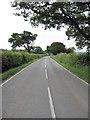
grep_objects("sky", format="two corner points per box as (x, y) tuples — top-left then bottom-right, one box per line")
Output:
(0, 0), (87, 52)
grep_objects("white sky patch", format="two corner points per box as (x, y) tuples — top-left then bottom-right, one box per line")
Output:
(0, 0), (86, 52)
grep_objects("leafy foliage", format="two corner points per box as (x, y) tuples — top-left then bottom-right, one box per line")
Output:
(52, 53), (89, 66)
(11, 1), (90, 50)
(46, 42), (75, 55)
(2, 50), (44, 72)
(33, 46), (44, 54)
(66, 47), (75, 53)
(52, 53), (89, 82)
(8, 31), (37, 53)
(48, 42), (66, 55)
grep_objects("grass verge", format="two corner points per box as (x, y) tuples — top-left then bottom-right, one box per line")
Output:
(1, 59), (38, 82)
(51, 56), (89, 83)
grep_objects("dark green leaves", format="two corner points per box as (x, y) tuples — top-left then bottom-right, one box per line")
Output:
(47, 42), (66, 55)
(8, 31), (37, 53)
(11, 1), (90, 50)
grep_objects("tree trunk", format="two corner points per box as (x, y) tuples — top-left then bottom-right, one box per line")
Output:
(23, 45), (31, 53)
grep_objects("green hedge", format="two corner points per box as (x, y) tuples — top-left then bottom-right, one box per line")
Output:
(2, 50), (44, 72)
(51, 53), (89, 82)
(52, 53), (89, 66)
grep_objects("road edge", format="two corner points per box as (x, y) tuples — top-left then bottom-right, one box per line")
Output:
(51, 58), (89, 85)
(0, 58), (42, 87)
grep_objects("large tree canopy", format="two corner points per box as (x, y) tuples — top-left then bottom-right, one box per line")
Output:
(8, 31), (37, 53)
(47, 42), (66, 55)
(33, 46), (44, 54)
(11, 1), (90, 50)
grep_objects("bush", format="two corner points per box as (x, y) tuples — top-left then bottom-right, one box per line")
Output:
(51, 52), (89, 82)
(77, 53), (89, 66)
(2, 50), (44, 72)
(52, 53), (89, 66)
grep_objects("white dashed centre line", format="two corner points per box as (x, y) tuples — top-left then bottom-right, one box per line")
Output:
(48, 87), (56, 119)
(45, 69), (48, 80)
(45, 62), (56, 119)
(45, 64), (46, 68)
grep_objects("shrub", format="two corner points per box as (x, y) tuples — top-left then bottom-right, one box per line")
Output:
(51, 52), (89, 82)
(53, 53), (89, 66)
(2, 50), (44, 72)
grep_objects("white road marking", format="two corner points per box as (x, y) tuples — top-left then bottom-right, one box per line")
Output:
(60, 64), (89, 85)
(51, 59), (89, 85)
(0, 62), (35, 87)
(48, 87), (56, 119)
(45, 64), (46, 68)
(45, 69), (48, 79)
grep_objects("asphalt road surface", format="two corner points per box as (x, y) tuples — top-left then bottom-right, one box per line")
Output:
(1, 56), (88, 118)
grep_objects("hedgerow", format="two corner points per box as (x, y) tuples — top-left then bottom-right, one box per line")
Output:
(2, 50), (44, 72)
(51, 52), (89, 82)
(52, 53), (89, 66)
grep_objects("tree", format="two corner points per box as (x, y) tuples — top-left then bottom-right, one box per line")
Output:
(11, 1), (90, 50)
(46, 46), (51, 55)
(33, 46), (43, 54)
(48, 42), (66, 55)
(66, 47), (75, 53)
(8, 31), (37, 53)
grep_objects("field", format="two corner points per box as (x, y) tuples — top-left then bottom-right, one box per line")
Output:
(51, 53), (89, 83)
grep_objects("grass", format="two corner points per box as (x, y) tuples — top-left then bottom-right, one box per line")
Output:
(1, 59), (38, 82)
(51, 55), (89, 83)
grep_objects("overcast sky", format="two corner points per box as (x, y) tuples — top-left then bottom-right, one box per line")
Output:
(0, 0), (87, 52)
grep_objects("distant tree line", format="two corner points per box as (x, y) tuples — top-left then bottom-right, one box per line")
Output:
(46, 42), (75, 55)
(8, 31), (75, 55)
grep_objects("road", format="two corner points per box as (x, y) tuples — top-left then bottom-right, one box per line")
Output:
(1, 56), (88, 118)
